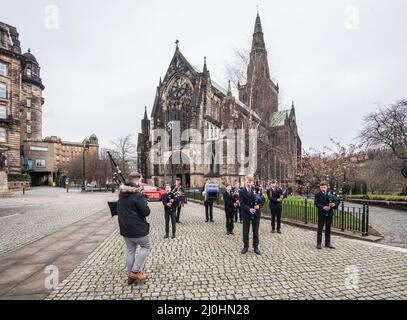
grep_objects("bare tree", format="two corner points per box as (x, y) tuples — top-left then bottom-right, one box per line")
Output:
(299, 139), (360, 193)
(225, 48), (250, 91)
(359, 99), (407, 161)
(357, 150), (405, 194)
(110, 134), (137, 177)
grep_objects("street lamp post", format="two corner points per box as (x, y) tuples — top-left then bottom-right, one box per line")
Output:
(81, 138), (89, 192)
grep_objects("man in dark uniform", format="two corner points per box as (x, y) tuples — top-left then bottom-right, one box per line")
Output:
(202, 178), (214, 222)
(223, 184), (236, 235)
(171, 178), (184, 223)
(239, 175), (263, 255)
(162, 185), (179, 239)
(267, 180), (284, 233)
(314, 181), (341, 249)
(232, 180), (242, 223)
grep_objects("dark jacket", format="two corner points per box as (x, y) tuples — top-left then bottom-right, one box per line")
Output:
(267, 187), (283, 209)
(239, 187), (263, 219)
(223, 191), (235, 214)
(314, 191), (340, 216)
(117, 184), (151, 238)
(162, 192), (179, 214)
(171, 184), (184, 205)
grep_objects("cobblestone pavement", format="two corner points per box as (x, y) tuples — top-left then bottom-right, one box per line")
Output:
(360, 204), (407, 249)
(0, 187), (117, 257)
(47, 202), (407, 300)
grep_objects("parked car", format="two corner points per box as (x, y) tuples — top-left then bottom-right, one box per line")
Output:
(140, 183), (166, 201)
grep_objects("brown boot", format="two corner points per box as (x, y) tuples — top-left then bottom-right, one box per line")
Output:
(128, 272), (148, 282)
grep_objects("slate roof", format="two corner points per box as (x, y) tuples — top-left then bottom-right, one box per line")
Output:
(191, 64), (261, 121)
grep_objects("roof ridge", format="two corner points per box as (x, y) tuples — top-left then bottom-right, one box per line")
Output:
(191, 63), (261, 121)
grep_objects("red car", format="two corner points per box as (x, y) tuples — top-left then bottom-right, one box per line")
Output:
(140, 183), (166, 201)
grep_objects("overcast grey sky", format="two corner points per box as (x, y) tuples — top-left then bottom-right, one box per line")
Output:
(1, 0), (406, 151)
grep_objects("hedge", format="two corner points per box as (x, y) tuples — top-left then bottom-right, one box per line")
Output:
(7, 174), (32, 182)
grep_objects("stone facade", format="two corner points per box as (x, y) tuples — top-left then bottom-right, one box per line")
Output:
(0, 21), (99, 185)
(137, 13), (301, 189)
(23, 134), (99, 185)
(0, 22), (44, 174)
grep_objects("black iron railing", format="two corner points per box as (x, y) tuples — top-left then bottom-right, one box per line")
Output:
(184, 190), (370, 236)
(282, 200), (369, 236)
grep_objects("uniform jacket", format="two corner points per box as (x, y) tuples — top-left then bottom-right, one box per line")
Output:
(162, 192), (179, 215)
(223, 191), (235, 214)
(267, 187), (283, 209)
(314, 191), (340, 216)
(239, 187), (264, 219)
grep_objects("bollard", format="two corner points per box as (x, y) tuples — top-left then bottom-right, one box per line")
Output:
(23, 187), (25, 195)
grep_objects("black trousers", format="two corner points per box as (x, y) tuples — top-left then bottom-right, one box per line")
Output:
(270, 207), (282, 231)
(176, 205), (182, 222)
(205, 201), (213, 221)
(242, 215), (260, 249)
(225, 210), (234, 233)
(317, 213), (333, 245)
(234, 206), (242, 222)
(165, 211), (176, 236)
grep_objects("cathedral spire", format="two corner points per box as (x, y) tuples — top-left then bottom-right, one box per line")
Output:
(144, 106), (148, 120)
(203, 56), (208, 73)
(246, 11), (270, 82)
(251, 11), (266, 51)
(227, 80), (232, 97)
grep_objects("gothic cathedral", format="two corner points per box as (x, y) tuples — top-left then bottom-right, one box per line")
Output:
(137, 13), (301, 189)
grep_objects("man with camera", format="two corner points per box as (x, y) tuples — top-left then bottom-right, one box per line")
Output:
(117, 172), (151, 285)
(162, 185), (179, 239)
(314, 181), (341, 250)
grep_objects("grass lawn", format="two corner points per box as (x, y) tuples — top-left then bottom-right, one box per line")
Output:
(346, 194), (407, 202)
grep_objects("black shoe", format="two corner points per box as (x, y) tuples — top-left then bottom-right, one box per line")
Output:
(164, 235), (169, 239)
(210, 220), (214, 222)
(277, 230), (282, 234)
(254, 248), (261, 255)
(241, 247), (248, 254)
(230, 232), (234, 235)
(226, 231), (230, 235)
(172, 235), (176, 239)
(127, 277), (135, 285)
(316, 244), (322, 249)
(271, 230), (276, 234)
(205, 220), (209, 222)
(325, 244), (335, 249)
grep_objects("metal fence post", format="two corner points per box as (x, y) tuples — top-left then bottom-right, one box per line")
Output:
(341, 200), (345, 232)
(365, 204), (369, 236)
(304, 198), (308, 224)
(361, 204), (366, 236)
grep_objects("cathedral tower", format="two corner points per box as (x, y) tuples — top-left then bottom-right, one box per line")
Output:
(239, 12), (279, 124)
